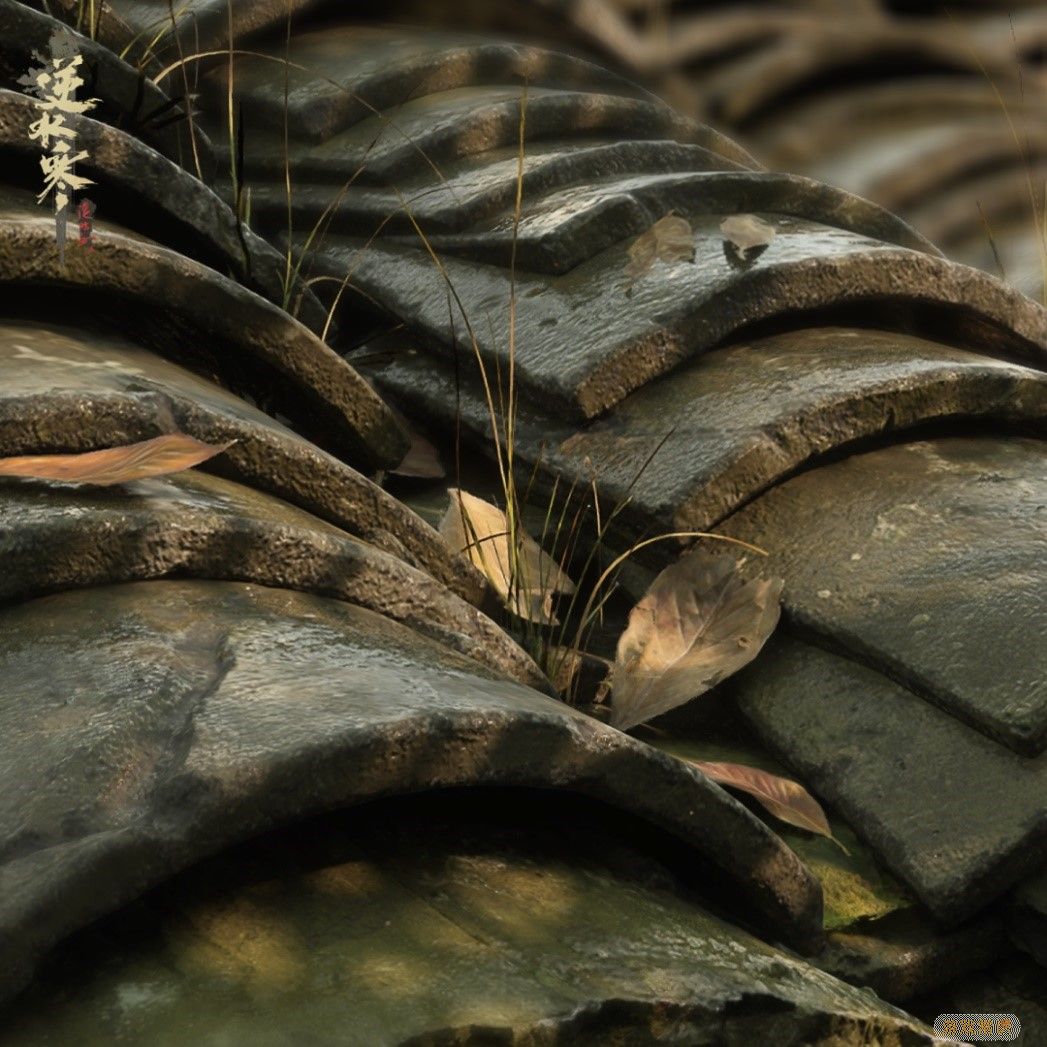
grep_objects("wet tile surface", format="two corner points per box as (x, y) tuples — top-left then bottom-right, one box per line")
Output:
(0, 580), (821, 1005)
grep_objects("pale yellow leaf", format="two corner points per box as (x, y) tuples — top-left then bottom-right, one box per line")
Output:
(609, 549), (782, 730)
(626, 214), (694, 283)
(438, 488), (575, 624)
(720, 214), (776, 252)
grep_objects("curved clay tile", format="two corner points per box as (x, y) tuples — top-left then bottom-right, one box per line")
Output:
(173, 15), (1047, 950)
(0, 467), (545, 686)
(0, 787), (935, 1043)
(0, 579), (822, 1004)
(356, 2), (1046, 301)
(374, 326), (1047, 539)
(0, 89), (326, 329)
(732, 618), (1047, 924)
(0, 318), (479, 600)
(717, 436), (1047, 760)
(0, 186), (407, 469)
(0, 0), (213, 174)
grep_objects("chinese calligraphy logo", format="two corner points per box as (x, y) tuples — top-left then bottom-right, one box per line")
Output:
(17, 28), (100, 264)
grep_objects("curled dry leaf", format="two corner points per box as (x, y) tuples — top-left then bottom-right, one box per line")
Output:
(626, 214), (694, 284)
(687, 759), (847, 853)
(720, 214), (776, 252)
(0, 433), (235, 486)
(609, 548), (783, 731)
(438, 488), (576, 624)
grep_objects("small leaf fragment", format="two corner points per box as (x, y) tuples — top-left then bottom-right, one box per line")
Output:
(688, 759), (846, 851)
(720, 214), (776, 252)
(546, 645), (585, 695)
(390, 429), (444, 479)
(609, 548), (782, 730)
(0, 433), (235, 486)
(626, 214), (694, 283)
(438, 488), (575, 624)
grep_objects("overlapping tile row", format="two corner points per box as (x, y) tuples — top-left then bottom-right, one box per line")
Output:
(0, 760), (935, 1045)
(2, 4), (1043, 1039)
(148, 20), (1047, 416)
(131, 5), (1047, 978)
(0, 10), (335, 333)
(63, 0), (1047, 291)
(0, 579), (832, 1007)
(697, 21), (1047, 302)
(0, 9), (864, 1029)
(0, 0), (213, 174)
(365, 0), (1047, 299)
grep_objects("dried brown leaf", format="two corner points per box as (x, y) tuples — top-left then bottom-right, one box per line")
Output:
(626, 214), (694, 283)
(609, 548), (782, 730)
(688, 759), (846, 851)
(438, 488), (576, 624)
(390, 429), (444, 479)
(0, 433), (235, 486)
(720, 214), (776, 252)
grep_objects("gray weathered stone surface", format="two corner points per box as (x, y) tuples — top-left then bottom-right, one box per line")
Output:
(0, 185), (406, 470)
(0, 793), (933, 1046)
(0, 318), (478, 602)
(911, 956), (1047, 1046)
(0, 580), (823, 1004)
(337, 218), (1047, 421)
(1009, 868), (1047, 968)
(718, 437), (1047, 755)
(0, 0), (213, 173)
(818, 909), (1009, 1003)
(407, 170), (939, 273)
(730, 634), (1047, 924)
(0, 467), (538, 686)
(372, 327), (1047, 542)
